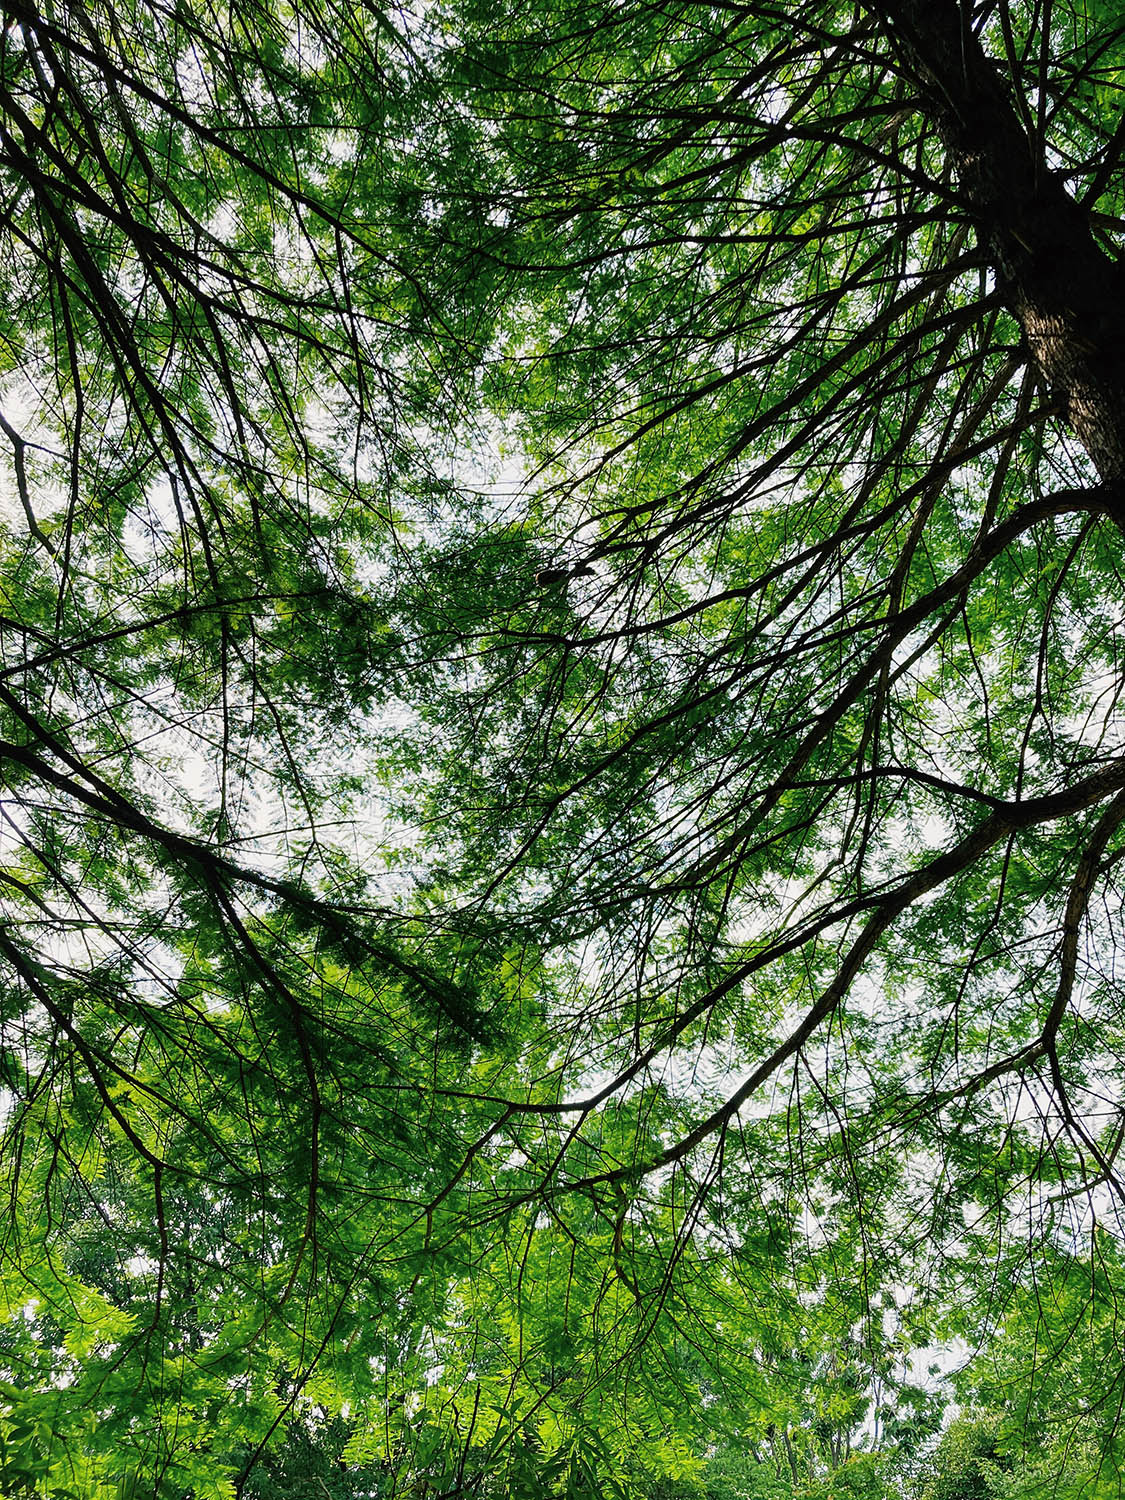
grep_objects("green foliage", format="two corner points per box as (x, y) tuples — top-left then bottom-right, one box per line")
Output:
(0, 0), (1122, 1495)
(919, 1419), (1011, 1500)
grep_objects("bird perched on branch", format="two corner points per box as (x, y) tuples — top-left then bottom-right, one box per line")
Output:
(535, 562), (596, 585)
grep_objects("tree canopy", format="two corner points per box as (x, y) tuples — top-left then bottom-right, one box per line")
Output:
(0, 0), (1124, 1495)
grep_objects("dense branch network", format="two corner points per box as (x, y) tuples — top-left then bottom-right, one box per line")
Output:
(0, 0), (1124, 1495)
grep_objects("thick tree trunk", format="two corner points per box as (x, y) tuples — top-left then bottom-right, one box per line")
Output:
(880, 1), (1125, 495)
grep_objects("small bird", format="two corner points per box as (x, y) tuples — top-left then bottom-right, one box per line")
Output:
(535, 563), (596, 585)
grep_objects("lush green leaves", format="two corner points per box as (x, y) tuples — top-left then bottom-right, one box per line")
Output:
(0, 0), (1124, 1494)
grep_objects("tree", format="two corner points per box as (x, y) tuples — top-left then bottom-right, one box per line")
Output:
(931, 1227), (1125, 1497)
(0, 2), (479, 1491)
(0, 0), (1124, 1494)
(376, 0), (1125, 1480)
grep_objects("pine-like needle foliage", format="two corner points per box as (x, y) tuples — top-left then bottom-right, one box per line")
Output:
(0, 2), (1124, 1496)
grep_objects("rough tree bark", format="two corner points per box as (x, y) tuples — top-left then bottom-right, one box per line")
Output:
(881, 1), (1125, 499)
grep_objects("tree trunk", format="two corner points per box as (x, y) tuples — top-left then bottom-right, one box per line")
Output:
(880, 1), (1125, 499)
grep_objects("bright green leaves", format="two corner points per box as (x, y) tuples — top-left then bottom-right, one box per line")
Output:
(0, 0), (1124, 1494)
(348, 0), (1125, 1493)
